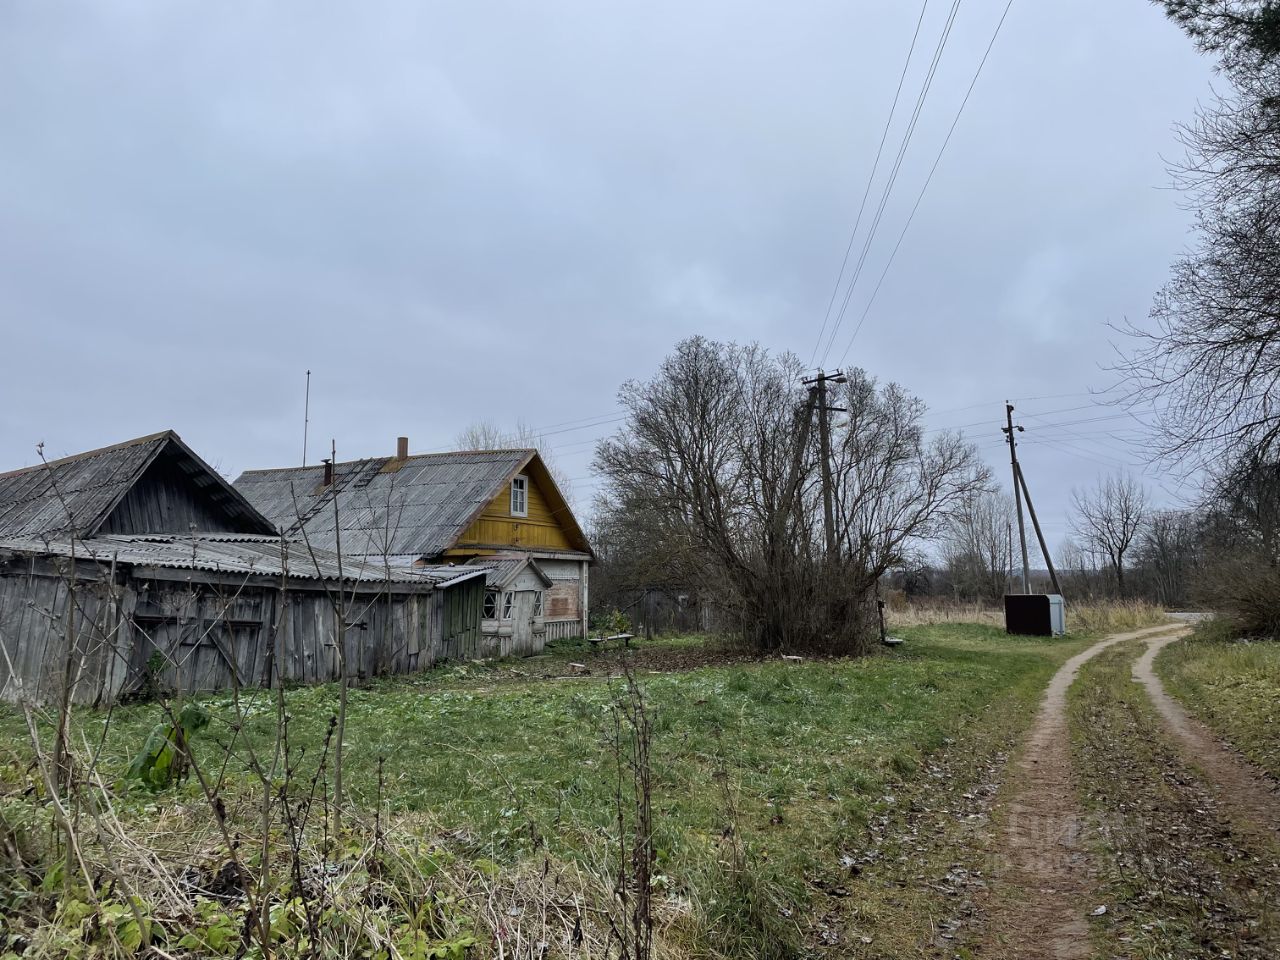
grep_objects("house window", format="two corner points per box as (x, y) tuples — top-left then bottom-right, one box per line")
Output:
(483, 590), (498, 619)
(532, 591), (544, 617)
(502, 591), (515, 619)
(510, 475), (528, 517)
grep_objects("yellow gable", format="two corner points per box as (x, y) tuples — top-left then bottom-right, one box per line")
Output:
(450, 469), (575, 553)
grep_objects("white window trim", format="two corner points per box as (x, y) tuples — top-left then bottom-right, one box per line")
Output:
(510, 474), (529, 518)
(532, 590), (544, 618)
(502, 591), (515, 620)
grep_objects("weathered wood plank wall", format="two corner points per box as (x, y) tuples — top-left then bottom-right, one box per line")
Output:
(0, 557), (484, 706)
(97, 459), (241, 535)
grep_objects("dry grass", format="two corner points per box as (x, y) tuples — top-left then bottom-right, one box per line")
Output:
(1066, 600), (1169, 634)
(888, 601), (1003, 627)
(889, 599), (1168, 635)
(1157, 623), (1280, 780)
(0, 765), (670, 960)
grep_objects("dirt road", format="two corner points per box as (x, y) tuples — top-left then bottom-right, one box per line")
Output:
(1132, 633), (1280, 840)
(980, 624), (1188, 960)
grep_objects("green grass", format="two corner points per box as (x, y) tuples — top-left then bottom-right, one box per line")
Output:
(1156, 622), (1280, 780)
(1068, 640), (1280, 959)
(0, 626), (1092, 958)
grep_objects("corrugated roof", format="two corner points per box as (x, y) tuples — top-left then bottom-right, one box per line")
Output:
(0, 431), (275, 539)
(463, 554), (553, 589)
(0, 534), (486, 588)
(0, 433), (170, 538)
(234, 450), (537, 558)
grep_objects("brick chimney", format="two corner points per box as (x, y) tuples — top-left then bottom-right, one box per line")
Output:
(322, 458), (334, 486)
(396, 436), (409, 459)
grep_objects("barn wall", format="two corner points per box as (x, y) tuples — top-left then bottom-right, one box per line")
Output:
(0, 561), (492, 705)
(99, 457), (243, 535)
(0, 556), (130, 706)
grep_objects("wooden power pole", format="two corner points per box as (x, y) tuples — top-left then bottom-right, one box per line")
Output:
(804, 370), (848, 557)
(1002, 403), (1064, 597)
(1003, 403), (1031, 593)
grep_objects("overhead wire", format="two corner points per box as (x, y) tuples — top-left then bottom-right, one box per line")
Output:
(819, 0), (966, 365)
(809, 0), (932, 368)
(836, 0), (1017, 364)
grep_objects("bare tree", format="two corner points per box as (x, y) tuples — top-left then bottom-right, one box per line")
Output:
(455, 418), (575, 506)
(1070, 473), (1150, 596)
(941, 486), (1015, 601)
(593, 337), (986, 653)
(828, 370), (991, 583)
(1133, 509), (1201, 606)
(1116, 3), (1280, 470)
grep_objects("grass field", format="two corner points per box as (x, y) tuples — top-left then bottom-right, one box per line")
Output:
(0, 624), (1116, 958)
(1155, 622), (1280, 780)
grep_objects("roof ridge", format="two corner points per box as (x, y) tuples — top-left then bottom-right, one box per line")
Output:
(238, 448), (535, 479)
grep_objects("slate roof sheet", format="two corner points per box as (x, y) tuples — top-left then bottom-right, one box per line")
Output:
(463, 554), (552, 589)
(234, 450), (534, 558)
(0, 534), (485, 587)
(0, 433), (170, 538)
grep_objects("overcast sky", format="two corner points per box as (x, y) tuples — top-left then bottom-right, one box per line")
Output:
(0, 1), (1215, 552)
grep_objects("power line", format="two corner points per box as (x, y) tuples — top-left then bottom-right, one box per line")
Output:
(925, 407), (1139, 436)
(924, 388), (1122, 419)
(837, 0), (1017, 364)
(1020, 410), (1142, 459)
(819, 0), (966, 366)
(809, 0), (932, 368)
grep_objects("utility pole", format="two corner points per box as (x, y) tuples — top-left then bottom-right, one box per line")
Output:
(803, 370), (848, 557)
(1003, 403), (1031, 593)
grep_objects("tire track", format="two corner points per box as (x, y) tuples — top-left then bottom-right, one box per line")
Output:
(1132, 634), (1280, 842)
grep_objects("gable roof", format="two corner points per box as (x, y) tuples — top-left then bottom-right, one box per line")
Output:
(234, 448), (591, 559)
(0, 431), (275, 539)
(463, 553), (554, 590)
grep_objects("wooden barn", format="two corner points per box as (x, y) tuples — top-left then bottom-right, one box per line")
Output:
(0, 432), (487, 705)
(235, 439), (593, 651)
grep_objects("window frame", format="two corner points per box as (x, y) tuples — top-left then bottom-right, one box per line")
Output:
(532, 590), (544, 618)
(483, 590), (498, 619)
(510, 474), (529, 518)
(502, 591), (515, 620)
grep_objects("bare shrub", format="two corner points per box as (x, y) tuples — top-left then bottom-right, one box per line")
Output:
(606, 665), (654, 960)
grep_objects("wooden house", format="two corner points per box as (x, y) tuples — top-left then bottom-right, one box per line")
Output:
(0, 432), (487, 705)
(234, 440), (593, 651)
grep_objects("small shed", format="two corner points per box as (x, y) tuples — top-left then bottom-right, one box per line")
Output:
(464, 554), (555, 657)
